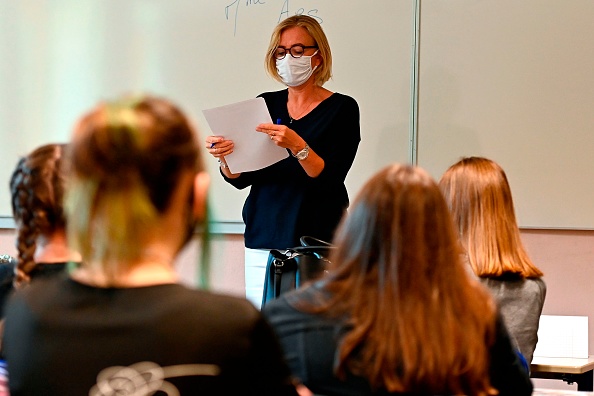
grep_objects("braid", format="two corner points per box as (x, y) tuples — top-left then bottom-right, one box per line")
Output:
(14, 224), (38, 286)
(11, 162), (37, 286)
(9, 144), (66, 287)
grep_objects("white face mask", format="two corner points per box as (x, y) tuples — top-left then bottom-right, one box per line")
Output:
(276, 50), (319, 87)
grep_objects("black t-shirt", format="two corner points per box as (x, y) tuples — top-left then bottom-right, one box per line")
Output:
(224, 89), (361, 249)
(0, 260), (69, 318)
(3, 276), (298, 396)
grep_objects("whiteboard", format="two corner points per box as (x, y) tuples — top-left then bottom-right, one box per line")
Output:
(0, 0), (413, 227)
(417, 0), (594, 229)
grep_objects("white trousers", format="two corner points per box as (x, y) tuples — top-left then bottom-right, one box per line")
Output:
(244, 248), (271, 309)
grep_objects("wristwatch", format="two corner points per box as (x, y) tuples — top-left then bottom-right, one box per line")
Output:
(292, 144), (310, 161)
(217, 158), (229, 169)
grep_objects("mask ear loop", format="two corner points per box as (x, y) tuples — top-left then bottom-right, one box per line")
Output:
(309, 49), (320, 73)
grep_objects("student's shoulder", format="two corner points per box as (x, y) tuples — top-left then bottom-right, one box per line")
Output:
(262, 283), (325, 320)
(501, 276), (546, 295)
(525, 276), (547, 299)
(482, 274), (542, 292)
(3, 275), (65, 317)
(531, 276), (546, 290)
(172, 285), (261, 321)
(14, 274), (66, 297)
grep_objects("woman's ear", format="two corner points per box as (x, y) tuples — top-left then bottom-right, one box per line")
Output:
(313, 52), (322, 68)
(192, 171), (210, 221)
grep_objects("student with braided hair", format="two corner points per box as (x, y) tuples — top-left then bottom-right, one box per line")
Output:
(10, 143), (80, 283)
(0, 144), (81, 316)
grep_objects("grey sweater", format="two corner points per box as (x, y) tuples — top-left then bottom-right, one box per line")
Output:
(480, 276), (547, 364)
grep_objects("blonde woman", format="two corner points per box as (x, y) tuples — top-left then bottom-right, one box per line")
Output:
(2, 96), (300, 396)
(264, 164), (532, 395)
(206, 15), (360, 307)
(439, 156), (546, 364)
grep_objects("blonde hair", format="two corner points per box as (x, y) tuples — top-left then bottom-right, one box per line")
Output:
(265, 15), (332, 86)
(439, 157), (543, 278)
(304, 164), (498, 395)
(65, 96), (203, 282)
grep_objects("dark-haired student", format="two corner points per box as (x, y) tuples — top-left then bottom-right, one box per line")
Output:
(0, 143), (80, 318)
(264, 163), (532, 396)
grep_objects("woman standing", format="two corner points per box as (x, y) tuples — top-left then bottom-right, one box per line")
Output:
(263, 164), (532, 395)
(206, 15), (360, 307)
(2, 96), (301, 396)
(439, 156), (546, 365)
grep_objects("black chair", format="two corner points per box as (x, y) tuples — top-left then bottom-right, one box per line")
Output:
(0, 255), (16, 317)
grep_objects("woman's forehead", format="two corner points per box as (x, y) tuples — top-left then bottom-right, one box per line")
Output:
(279, 26), (314, 45)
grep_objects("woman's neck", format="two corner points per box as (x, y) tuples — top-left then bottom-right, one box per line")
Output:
(287, 82), (329, 105)
(71, 243), (179, 288)
(71, 261), (178, 288)
(34, 231), (81, 264)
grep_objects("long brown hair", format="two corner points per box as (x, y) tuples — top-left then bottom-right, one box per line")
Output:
(439, 157), (543, 278)
(313, 164), (497, 395)
(10, 143), (67, 286)
(65, 95), (205, 283)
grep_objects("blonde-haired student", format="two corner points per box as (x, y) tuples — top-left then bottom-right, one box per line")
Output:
(439, 156), (546, 365)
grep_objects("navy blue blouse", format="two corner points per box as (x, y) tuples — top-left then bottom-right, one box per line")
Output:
(223, 89), (360, 249)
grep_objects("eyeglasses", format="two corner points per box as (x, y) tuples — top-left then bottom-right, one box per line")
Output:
(274, 45), (318, 60)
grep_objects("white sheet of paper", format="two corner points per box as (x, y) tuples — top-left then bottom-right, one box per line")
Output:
(533, 315), (589, 358)
(202, 97), (289, 173)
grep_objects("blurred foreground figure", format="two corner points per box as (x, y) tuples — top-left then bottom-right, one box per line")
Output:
(3, 96), (300, 396)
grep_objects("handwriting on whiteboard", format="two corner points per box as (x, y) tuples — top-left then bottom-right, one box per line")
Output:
(225, 0), (324, 36)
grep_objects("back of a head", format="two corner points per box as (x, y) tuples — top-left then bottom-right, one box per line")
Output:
(439, 156), (543, 278)
(331, 164), (464, 289)
(65, 95), (204, 280)
(10, 143), (67, 285)
(326, 163), (497, 395)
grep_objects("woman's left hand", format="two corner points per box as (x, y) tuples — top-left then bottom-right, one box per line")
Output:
(256, 123), (305, 155)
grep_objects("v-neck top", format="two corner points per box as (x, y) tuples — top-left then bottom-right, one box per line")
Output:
(223, 89), (360, 249)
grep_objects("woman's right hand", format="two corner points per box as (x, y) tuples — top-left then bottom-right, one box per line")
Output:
(205, 136), (234, 158)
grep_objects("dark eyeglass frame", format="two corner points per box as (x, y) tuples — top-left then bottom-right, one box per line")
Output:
(274, 45), (318, 60)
